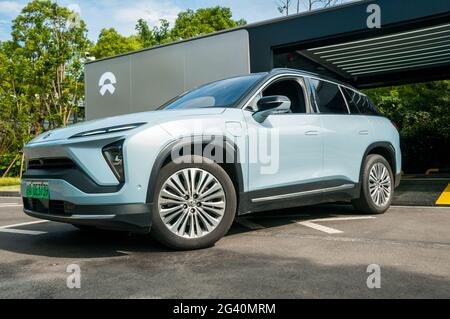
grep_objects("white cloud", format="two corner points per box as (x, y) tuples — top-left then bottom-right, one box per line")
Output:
(116, 0), (180, 26)
(0, 1), (22, 13)
(66, 3), (81, 14)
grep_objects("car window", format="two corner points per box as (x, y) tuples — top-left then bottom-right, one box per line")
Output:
(262, 79), (307, 114)
(310, 79), (348, 114)
(341, 87), (379, 115)
(341, 87), (362, 114)
(162, 74), (265, 110)
(246, 78), (308, 114)
(359, 96), (380, 115)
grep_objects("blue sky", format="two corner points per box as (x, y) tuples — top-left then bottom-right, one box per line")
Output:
(0, 0), (306, 41)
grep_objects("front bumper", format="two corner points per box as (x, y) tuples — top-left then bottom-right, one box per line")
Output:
(23, 198), (152, 233)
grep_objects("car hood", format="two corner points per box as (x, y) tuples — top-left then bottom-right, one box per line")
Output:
(28, 108), (226, 144)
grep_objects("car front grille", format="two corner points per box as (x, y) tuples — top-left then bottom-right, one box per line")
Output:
(23, 198), (68, 215)
(27, 158), (75, 170)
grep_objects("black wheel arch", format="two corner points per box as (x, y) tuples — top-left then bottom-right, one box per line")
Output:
(145, 136), (245, 210)
(359, 142), (397, 185)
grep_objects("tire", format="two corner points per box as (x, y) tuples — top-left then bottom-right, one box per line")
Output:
(352, 154), (394, 214)
(150, 155), (237, 250)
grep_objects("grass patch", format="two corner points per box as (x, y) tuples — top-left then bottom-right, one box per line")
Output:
(0, 185), (20, 192)
(0, 177), (20, 186)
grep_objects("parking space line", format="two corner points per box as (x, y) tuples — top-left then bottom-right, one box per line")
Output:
(436, 183), (450, 205)
(294, 221), (344, 234)
(310, 216), (376, 222)
(0, 229), (46, 235)
(0, 204), (23, 208)
(248, 214), (311, 219)
(0, 220), (48, 229)
(236, 218), (265, 230)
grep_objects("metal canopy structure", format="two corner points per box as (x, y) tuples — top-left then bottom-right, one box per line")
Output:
(302, 23), (450, 86)
(248, 0), (450, 88)
(85, 0), (450, 119)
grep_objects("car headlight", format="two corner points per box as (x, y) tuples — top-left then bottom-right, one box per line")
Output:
(70, 123), (146, 139)
(102, 140), (125, 182)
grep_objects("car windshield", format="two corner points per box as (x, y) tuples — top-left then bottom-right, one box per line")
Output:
(162, 74), (266, 110)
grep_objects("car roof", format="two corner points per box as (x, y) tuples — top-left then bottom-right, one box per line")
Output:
(268, 68), (360, 93)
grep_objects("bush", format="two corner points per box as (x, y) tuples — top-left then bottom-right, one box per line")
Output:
(365, 80), (450, 174)
(0, 153), (22, 177)
(0, 177), (20, 186)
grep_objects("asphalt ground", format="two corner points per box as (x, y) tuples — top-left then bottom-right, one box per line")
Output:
(0, 197), (449, 299)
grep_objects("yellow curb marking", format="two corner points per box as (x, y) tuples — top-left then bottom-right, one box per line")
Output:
(436, 183), (450, 205)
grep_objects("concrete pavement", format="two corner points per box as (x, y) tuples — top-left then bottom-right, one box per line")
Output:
(0, 197), (449, 299)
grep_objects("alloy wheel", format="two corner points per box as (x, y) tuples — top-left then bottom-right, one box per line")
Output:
(158, 168), (226, 239)
(368, 162), (392, 207)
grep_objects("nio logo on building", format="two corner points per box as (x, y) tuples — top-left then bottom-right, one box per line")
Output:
(99, 72), (117, 96)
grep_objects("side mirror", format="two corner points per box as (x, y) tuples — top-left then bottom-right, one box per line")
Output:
(253, 95), (291, 123)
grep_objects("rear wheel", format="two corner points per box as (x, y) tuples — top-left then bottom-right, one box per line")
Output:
(151, 156), (237, 250)
(352, 154), (394, 214)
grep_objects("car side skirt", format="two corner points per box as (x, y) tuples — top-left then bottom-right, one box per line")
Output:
(239, 179), (360, 214)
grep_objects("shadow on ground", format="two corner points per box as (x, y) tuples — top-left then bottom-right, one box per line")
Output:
(0, 204), (360, 259)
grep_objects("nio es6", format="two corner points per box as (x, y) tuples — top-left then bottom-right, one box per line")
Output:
(22, 69), (401, 250)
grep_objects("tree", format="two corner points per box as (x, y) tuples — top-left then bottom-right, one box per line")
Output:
(171, 7), (246, 40)
(9, 0), (90, 129)
(365, 81), (450, 172)
(0, 0), (90, 176)
(136, 18), (156, 47)
(153, 19), (173, 44)
(278, 0), (345, 15)
(277, 0), (293, 15)
(91, 28), (142, 59)
(135, 6), (246, 48)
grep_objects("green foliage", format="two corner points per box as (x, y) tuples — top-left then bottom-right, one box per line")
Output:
(99, 6), (246, 58)
(365, 81), (450, 172)
(0, 177), (21, 186)
(365, 81), (450, 138)
(134, 6), (246, 52)
(91, 28), (143, 59)
(0, 0), (90, 175)
(171, 7), (246, 40)
(0, 153), (22, 177)
(9, 0), (90, 129)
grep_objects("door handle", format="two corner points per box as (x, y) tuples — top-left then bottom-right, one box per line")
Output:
(305, 131), (319, 136)
(359, 130), (369, 135)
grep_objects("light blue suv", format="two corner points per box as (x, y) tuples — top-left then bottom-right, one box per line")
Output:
(22, 69), (401, 250)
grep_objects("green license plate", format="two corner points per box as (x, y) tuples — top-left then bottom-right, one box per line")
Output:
(25, 182), (50, 199)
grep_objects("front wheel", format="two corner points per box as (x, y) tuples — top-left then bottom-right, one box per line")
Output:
(151, 156), (237, 250)
(352, 154), (394, 214)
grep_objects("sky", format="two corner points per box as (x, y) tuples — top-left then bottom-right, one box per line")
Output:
(0, 0), (307, 41)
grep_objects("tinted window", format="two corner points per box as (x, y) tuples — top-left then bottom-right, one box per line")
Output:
(342, 87), (379, 115)
(341, 87), (362, 114)
(310, 79), (348, 114)
(163, 74), (264, 110)
(262, 79), (307, 114)
(360, 96), (380, 115)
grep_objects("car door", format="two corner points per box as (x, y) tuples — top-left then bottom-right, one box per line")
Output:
(308, 78), (371, 184)
(243, 75), (325, 199)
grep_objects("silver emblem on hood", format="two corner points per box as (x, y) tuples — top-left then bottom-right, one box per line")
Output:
(42, 132), (52, 140)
